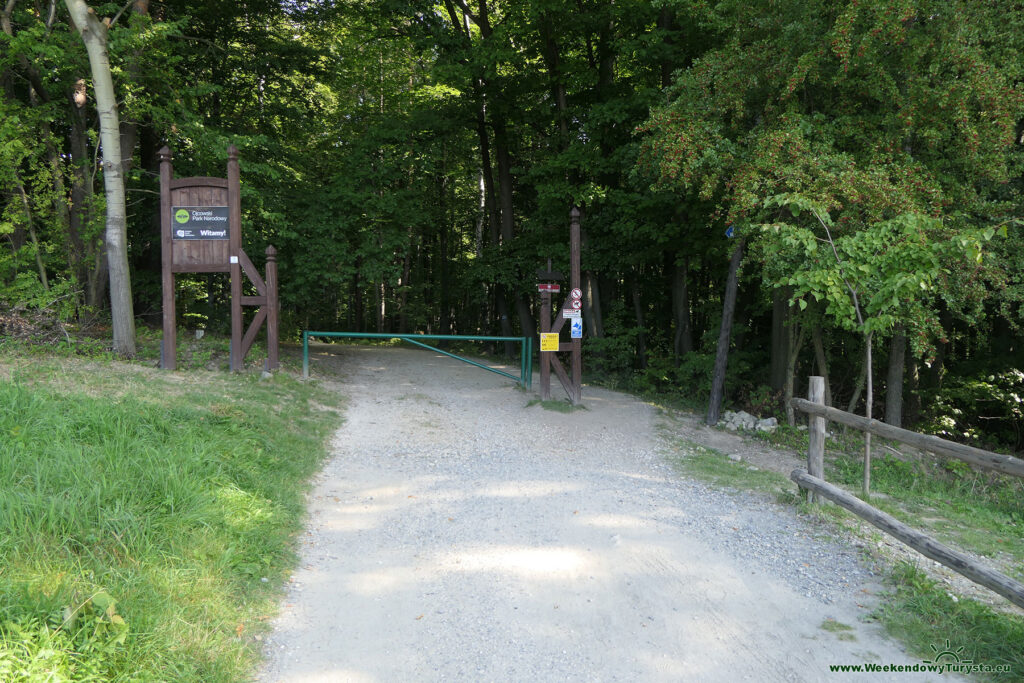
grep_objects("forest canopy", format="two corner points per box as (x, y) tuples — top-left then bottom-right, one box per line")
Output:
(2, 0), (1023, 448)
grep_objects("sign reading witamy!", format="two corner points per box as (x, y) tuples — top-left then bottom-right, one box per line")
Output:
(171, 206), (230, 239)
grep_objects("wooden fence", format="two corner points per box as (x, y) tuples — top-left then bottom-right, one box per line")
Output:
(790, 376), (1024, 610)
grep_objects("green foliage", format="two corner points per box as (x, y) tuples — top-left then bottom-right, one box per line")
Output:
(0, 274), (77, 320)
(920, 370), (1024, 450)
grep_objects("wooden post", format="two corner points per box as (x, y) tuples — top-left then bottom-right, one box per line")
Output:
(791, 469), (1024, 610)
(159, 146), (175, 370)
(807, 376), (825, 503)
(266, 245), (279, 371)
(227, 145), (243, 371)
(570, 207), (582, 405)
(540, 289), (552, 400)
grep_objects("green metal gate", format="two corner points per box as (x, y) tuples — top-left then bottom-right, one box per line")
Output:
(302, 331), (533, 388)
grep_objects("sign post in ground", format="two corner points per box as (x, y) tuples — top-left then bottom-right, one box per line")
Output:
(537, 207), (583, 404)
(159, 146), (279, 372)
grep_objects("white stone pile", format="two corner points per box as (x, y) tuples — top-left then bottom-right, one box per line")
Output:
(721, 410), (778, 433)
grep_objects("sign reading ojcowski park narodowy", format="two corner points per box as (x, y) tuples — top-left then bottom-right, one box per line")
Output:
(171, 206), (229, 239)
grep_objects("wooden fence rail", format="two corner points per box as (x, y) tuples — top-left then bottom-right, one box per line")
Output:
(790, 397), (1024, 479)
(790, 469), (1024, 610)
(790, 376), (1024, 610)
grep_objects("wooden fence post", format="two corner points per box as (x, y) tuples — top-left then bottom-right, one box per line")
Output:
(266, 245), (279, 371)
(807, 376), (826, 503)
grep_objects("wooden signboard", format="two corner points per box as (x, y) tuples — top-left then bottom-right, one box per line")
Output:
(159, 146), (278, 372)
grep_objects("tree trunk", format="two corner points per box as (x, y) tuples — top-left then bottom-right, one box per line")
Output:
(783, 321), (806, 426)
(583, 270), (603, 338)
(399, 230), (412, 333)
(847, 340), (868, 414)
(864, 332), (874, 496)
(810, 324), (833, 407)
(928, 304), (953, 388)
(67, 79), (104, 306)
(65, 0), (135, 356)
(906, 356), (922, 426)
(706, 238), (745, 425)
(658, 7), (676, 89)
(885, 328), (907, 427)
(14, 183), (49, 290)
(769, 287), (792, 391)
(352, 257), (363, 332)
(631, 270), (647, 370)
(672, 256), (692, 363)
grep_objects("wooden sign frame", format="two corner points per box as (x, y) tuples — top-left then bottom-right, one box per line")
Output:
(159, 145), (278, 372)
(538, 207), (583, 404)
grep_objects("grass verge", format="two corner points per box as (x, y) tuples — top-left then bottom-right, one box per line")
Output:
(0, 347), (343, 681)
(669, 439), (792, 496)
(667, 431), (1024, 680)
(879, 563), (1024, 681)
(525, 398), (587, 413)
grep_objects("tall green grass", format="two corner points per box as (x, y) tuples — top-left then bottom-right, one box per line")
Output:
(0, 360), (342, 681)
(880, 563), (1024, 682)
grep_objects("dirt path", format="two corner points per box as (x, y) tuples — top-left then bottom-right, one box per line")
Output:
(259, 346), (950, 682)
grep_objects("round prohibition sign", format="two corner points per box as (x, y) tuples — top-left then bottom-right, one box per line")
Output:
(570, 299), (582, 310)
(570, 288), (583, 300)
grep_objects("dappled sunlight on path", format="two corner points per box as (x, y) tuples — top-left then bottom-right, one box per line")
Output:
(260, 346), (939, 682)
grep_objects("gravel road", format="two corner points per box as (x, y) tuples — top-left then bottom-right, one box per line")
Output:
(259, 345), (951, 682)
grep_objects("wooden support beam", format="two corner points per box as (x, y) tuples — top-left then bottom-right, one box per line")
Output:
(238, 248), (267, 296)
(241, 307), (268, 359)
(791, 398), (1024, 479)
(550, 353), (572, 400)
(791, 469), (1024, 610)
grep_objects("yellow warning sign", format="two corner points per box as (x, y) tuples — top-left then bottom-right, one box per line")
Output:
(540, 333), (559, 352)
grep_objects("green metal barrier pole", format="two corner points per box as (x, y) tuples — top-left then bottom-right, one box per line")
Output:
(401, 336), (521, 382)
(526, 336), (533, 389)
(302, 331), (310, 379)
(520, 338), (526, 386)
(301, 331), (530, 384)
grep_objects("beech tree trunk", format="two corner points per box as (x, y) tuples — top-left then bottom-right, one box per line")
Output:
(631, 270), (647, 369)
(885, 328), (907, 427)
(65, 0), (135, 356)
(583, 270), (603, 338)
(783, 322), (806, 426)
(769, 287), (792, 391)
(706, 238), (745, 425)
(672, 257), (692, 362)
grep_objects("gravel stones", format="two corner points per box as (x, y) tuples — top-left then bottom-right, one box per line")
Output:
(259, 346), (938, 682)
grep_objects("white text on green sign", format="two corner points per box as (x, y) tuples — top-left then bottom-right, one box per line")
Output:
(171, 206), (230, 240)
